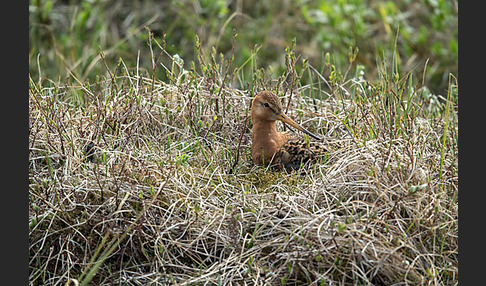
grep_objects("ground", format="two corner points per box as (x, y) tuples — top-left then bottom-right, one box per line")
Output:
(29, 46), (458, 284)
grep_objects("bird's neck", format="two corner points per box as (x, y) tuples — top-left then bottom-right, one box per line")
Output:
(252, 120), (289, 149)
(251, 120), (291, 166)
(253, 120), (277, 140)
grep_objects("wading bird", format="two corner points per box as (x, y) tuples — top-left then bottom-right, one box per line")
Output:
(250, 91), (327, 171)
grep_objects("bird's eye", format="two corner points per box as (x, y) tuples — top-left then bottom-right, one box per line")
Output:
(263, 103), (269, 108)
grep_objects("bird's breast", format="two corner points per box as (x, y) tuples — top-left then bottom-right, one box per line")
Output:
(251, 136), (282, 165)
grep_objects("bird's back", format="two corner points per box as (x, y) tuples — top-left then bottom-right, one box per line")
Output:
(277, 136), (328, 171)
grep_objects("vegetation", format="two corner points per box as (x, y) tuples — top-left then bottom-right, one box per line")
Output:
(29, 0), (457, 93)
(29, 0), (458, 285)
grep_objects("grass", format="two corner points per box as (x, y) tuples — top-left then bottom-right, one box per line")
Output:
(29, 0), (457, 94)
(29, 32), (458, 285)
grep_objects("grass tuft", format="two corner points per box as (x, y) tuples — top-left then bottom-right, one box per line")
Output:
(29, 37), (457, 285)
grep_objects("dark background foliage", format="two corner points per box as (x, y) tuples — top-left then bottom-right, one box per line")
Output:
(29, 0), (457, 94)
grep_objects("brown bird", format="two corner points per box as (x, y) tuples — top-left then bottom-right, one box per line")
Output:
(250, 91), (327, 171)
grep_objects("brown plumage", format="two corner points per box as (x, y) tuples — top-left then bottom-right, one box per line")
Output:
(250, 91), (327, 171)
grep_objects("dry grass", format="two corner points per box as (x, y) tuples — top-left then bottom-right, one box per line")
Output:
(29, 49), (457, 285)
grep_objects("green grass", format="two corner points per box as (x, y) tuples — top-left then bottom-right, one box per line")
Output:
(29, 0), (457, 93)
(29, 27), (457, 285)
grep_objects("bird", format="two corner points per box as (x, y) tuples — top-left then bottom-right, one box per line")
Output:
(250, 91), (327, 171)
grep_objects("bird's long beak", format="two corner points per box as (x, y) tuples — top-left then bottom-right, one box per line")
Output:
(278, 113), (322, 141)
